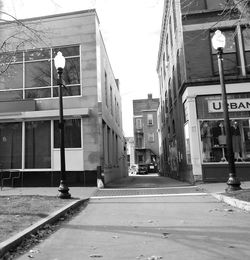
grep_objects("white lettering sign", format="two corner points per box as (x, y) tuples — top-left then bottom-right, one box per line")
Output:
(208, 98), (250, 112)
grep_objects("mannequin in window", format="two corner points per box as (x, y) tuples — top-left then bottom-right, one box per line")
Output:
(218, 122), (227, 161)
(231, 121), (243, 161)
(201, 121), (211, 162)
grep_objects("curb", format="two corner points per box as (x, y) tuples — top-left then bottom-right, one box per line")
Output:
(211, 193), (250, 212)
(0, 198), (88, 258)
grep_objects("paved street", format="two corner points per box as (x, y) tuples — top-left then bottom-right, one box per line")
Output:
(15, 175), (250, 260)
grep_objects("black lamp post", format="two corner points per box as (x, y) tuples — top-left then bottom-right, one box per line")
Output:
(54, 51), (71, 199)
(212, 30), (241, 192)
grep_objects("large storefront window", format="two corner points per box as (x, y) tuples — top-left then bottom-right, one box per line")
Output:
(0, 45), (80, 100)
(25, 121), (51, 168)
(200, 119), (250, 163)
(0, 122), (22, 168)
(54, 119), (81, 148)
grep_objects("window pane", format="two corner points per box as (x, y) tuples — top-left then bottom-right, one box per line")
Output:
(0, 63), (23, 90)
(53, 46), (79, 57)
(25, 48), (50, 61)
(0, 52), (22, 63)
(206, 0), (232, 10)
(25, 121), (51, 168)
(53, 57), (80, 86)
(25, 88), (51, 99)
(53, 85), (80, 97)
(0, 90), (23, 101)
(211, 30), (236, 54)
(212, 53), (237, 75)
(0, 122), (22, 168)
(54, 119), (81, 148)
(25, 60), (51, 88)
(200, 119), (250, 163)
(242, 27), (250, 51)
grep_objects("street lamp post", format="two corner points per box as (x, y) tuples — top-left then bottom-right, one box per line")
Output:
(54, 51), (71, 199)
(212, 30), (241, 192)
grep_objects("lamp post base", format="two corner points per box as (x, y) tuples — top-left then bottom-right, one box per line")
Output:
(58, 180), (71, 199)
(225, 173), (241, 193)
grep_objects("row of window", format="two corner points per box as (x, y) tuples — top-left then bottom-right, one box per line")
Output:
(135, 133), (155, 148)
(104, 71), (120, 125)
(102, 122), (119, 167)
(0, 119), (81, 169)
(135, 114), (154, 130)
(0, 46), (80, 100)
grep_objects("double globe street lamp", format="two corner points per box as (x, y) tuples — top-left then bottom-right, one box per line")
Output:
(211, 30), (241, 192)
(54, 51), (71, 199)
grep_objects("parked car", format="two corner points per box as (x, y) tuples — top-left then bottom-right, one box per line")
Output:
(147, 163), (158, 173)
(137, 163), (148, 175)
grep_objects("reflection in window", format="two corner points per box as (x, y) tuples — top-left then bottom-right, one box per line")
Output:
(0, 45), (80, 101)
(25, 88), (51, 99)
(200, 119), (250, 163)
(242, 27), (250, 73)
(25, 121), (51, 168)
(25, 48), (50, 61)
(53, 58), (80, 86)
(25, 61), (51, 88)
(0, 122), (22, 168)
(206, 0), (233, 10)
(54, 119), (81, 148)
(211, 30), (238, 75)
(53, 85), (80, 97)
(0, 63), (23, 90)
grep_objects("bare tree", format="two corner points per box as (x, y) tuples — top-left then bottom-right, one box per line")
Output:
(0, 0), (48, 75)
(232, 0), (250, 19)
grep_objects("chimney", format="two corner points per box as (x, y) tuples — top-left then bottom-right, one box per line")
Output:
(148, 93), (152, 99)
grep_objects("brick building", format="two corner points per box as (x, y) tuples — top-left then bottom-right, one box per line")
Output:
(157, 0), (250, 183)
(0, 10), (127, 187)
(133, 94), (159, 169)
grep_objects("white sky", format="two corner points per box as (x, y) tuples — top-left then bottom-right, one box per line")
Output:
(2, 0), (164, 137)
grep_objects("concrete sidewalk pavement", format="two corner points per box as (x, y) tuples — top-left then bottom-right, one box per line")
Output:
(13, 179), (250, 260)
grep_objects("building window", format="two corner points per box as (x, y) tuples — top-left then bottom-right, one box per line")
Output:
(138, 155), (143, 163)
(211, 30), (238, 75)
(147, 114), (153, 125)
(25, 121), (51, 168)
(104, 71), (108, 106)
(242, 27), (250, 73)
(0, 122), (22, 168)
(135, 118), (142, 129)
(148, 133), (155, 142)
(110, 85), (113, 115)
(206, 0), (233, 10)
(184, 123), (191, 164)
(54, 119), (81, 148)
(0, 45), (80, 101)
(199, 119), (250, 163)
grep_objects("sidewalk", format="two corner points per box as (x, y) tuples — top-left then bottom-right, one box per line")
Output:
(197, 181), (250, 211)
(12, 177), (250, 260)
(1, 177), (250, 259)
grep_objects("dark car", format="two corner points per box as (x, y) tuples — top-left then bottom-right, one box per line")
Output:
(147, 163), (158, 173)
(137, 164), (148, 175)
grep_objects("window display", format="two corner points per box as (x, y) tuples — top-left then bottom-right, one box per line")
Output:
(200, 119), (250, 163)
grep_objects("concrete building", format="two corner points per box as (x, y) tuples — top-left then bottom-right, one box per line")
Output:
(0, 10), (127, 187)
(133, 94), (159, 168)
(157, 0), (250, 183)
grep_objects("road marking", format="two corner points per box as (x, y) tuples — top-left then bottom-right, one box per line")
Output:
(102, 186), (198, 191)
(90, 192), (208, 200)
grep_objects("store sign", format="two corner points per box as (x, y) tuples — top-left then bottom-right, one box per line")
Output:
(208, 98), (250, 112)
